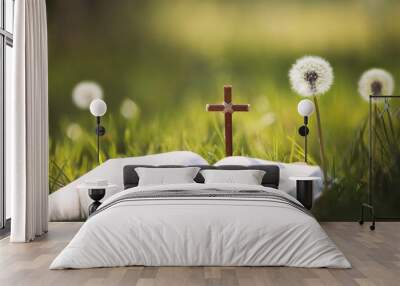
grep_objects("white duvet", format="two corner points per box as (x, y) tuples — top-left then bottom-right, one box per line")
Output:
(49, 152), (325, 222)
(50, 183), (350, 269)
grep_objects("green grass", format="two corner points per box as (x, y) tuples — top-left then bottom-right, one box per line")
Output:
(48, 0), (400, 220)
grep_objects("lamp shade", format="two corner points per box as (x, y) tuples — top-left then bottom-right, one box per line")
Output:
(89, 99), (107, 117)
(297, 99), (315, 117)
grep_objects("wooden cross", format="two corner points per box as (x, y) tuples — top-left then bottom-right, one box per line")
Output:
(206, 85), (250, 156)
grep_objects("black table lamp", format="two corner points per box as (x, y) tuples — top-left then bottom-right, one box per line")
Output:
(89, 99), (107, 164)
(297, 99), (315, 163)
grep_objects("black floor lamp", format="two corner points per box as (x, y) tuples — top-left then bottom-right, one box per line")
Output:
(359, 94), (400, 231)
(297, 99), (315, 163)
(89, 99), (107, 164)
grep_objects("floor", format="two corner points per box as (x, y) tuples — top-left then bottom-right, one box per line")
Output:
(0, 222), (399, 286)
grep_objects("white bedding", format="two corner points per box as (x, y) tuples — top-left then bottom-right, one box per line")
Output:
(215, 156), (324, 201)
(49, 151), (209, 221)
(50, 183), (350, 269)
(49, 152), (325, 222)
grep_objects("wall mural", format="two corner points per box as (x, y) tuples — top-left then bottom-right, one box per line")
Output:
(47, 0), (400, 220)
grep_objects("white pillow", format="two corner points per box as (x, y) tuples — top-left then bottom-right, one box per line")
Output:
(135, 167), (201, 186)
(200, 169), (265, 185)
(214, 156), (324, 200)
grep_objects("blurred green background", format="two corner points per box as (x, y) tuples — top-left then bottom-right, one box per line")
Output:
(46, 0), (400, 220)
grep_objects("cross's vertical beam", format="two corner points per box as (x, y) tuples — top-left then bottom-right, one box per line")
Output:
(224, 85), (233, 156)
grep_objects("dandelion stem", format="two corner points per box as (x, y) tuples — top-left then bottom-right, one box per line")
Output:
(386, 108), (395, 139)
(313, 95), (328, 186)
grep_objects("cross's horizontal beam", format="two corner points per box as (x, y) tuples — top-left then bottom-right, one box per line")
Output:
(206, 104), (250, 113)
(233, 104), (250, 112)
(206, 104), (225, 112)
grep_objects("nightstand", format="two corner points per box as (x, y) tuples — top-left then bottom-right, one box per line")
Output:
(88, 188), (106, 215)
(289, 176), (321, 210)
(78, 182), (117, 216)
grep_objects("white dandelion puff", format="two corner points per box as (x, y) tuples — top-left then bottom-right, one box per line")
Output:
(253, 96), (270, 113)
(72, 81), (103, 109)
(120, 98), (140, 119)
(260, 112), (276, 127)
(358, 68), (394, 101)
(288, 55), (333, 184)
(289, 56), (334, 97)
(66, 123), (83, 141)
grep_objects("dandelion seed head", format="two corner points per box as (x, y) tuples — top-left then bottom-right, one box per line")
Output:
(358, 68), (394, 101)
(72, 81), (103, 109)
(260, 112), (276, 127)
(66, 123), (82, 141)
(120, 98), (140, 119)
(289, 56), (334, 97)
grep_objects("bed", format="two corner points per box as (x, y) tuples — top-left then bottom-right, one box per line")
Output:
(48, 152), (325, 222)
(50, 165), (350, 269)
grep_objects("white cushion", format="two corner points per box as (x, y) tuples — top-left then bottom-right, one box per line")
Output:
(201, 169), (265, 185)
(49, 151), (209, 221)
(214, 156), (324, 201)
(136, 167), (201, 186)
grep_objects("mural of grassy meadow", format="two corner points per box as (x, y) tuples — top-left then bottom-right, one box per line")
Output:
(47, 0), (400, 220)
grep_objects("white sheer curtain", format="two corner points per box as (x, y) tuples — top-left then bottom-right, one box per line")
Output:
(8, 0), (49, 242)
